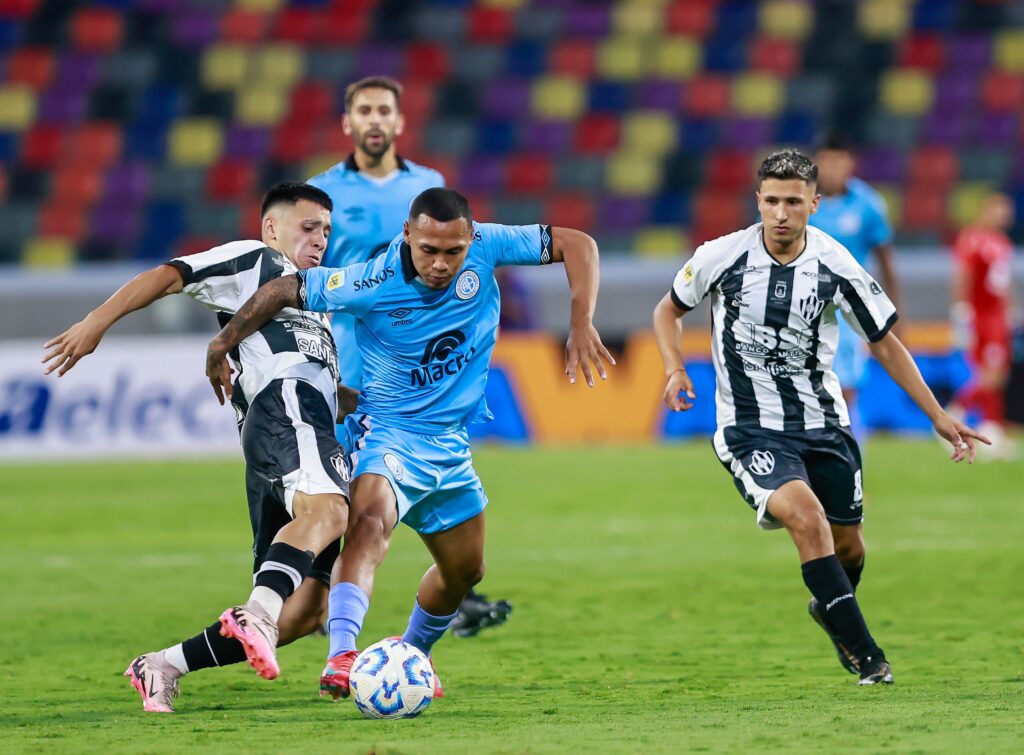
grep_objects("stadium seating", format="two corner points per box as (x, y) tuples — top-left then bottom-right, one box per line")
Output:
(1, 0), (1023, 264)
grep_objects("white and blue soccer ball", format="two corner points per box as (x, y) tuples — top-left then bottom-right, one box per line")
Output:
(350, 638), (434, 719)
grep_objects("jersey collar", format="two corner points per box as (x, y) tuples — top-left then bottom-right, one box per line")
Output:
(400, 241), (417, 281)
(345, 153), (410, 172)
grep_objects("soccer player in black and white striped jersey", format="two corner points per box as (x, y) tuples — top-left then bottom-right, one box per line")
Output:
(652, 150), (990, 686)
(42, 183), (354, 712)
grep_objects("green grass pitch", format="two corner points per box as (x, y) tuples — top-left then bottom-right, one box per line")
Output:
(2, 439), (1021, 753)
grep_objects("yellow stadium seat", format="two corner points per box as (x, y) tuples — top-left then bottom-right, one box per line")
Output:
(481, 0), (527, 8)
(635, 226), (688, 257)
(235, 85), (287, 126)
(531, 75), (586, 120)
(605, 151), (662, 195)
(622, 111), (677, 156)
(201, 45), (248, 91)
(612, 1), (664, 37)
(236, 0), (283, 12)
(653, 36), (701, 79)
(994, 30), (1024, 73)
(597, 37), (647, 80)
(304, 154), (346, 179)
(23, 237), (74, 267)
(251, 45), (304, 89)
(168, 118), (224, 166)
(950, 182), (995, 228)
(731, 72), (784, 116)
(879, 69), (934, 115)
(759, 0), (813, 40)
(873, 185), (902, 229)
(0, 85), (36, 130)
(858, 0), (912, 41)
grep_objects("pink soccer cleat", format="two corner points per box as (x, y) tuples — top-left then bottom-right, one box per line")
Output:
(319, 650), (359, 700)
(123, 654), (180, 713)
(219, 602), (280, 680)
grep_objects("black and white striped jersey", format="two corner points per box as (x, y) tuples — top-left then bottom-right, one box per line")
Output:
(670, 223), (898, 432)
(167, 240), (338, 424)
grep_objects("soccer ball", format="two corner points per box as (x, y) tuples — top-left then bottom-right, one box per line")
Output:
(349, 638), (435, 719)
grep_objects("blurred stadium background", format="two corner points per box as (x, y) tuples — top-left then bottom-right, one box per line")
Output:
(1, 0), (1023, 458)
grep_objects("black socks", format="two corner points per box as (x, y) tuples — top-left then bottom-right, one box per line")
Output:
(802, 555), (881, 663)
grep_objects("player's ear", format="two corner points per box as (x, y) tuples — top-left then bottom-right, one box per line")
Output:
(394, 112), (405, 138)
(262, 213), (277, 242)
(403, 220), (410, 243)
(810, 191), (821, 214)
(341, 113), (352, 136)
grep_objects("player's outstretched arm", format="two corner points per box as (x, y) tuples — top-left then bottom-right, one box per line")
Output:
(206, 274), (302, 404)
(868, 331), (991, 463)
(652, 293), (696, 412)
(548, 227), (616, 387)
(42, 264), (184, 377)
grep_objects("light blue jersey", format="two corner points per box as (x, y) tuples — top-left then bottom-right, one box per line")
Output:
(308, 155), (444, 389)
(298, 222), (554, 533)
(809, 177), (892, 266)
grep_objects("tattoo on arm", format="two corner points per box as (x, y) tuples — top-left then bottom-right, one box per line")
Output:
(218, 275), (301, 350)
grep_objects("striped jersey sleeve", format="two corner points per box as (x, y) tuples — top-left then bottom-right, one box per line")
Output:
(824, 243), (898, 342)
(671, 229), (751, 310)
(167, 240), (273, 314)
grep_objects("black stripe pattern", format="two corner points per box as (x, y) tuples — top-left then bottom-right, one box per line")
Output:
(718, 252), (760, 425)
(763, 264), (804, 431)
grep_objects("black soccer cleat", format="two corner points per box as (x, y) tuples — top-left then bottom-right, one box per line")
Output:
(808, 598), (859, 674)
(451, 590), (512, 638)
(857, 655), (894, 686)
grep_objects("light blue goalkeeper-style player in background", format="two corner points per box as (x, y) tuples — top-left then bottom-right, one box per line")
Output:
(206, 187), (615, 701)
(307, 75), (444, 390)
(811, 133), (902, 435)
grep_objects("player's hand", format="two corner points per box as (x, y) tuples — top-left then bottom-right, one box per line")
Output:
(564, 322), (615, 387)
(933, 411), (991, 464)
(41, 317), (104, 376)
(662, 368), (696, 412)
(205, 338), (234, 405)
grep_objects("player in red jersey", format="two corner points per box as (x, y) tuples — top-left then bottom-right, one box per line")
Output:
(950, 192), (1018, 458)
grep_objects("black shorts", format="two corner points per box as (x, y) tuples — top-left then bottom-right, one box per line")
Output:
(712, 425), (864, 530)
(241, 377), (350, 585)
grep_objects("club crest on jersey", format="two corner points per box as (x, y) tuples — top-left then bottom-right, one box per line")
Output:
(749, 450), (775, 476)
(773, 281), (788, 299)
(455, 270), (480, 300)
(329, 452), (351, 482)
(327, 271), (345, 290)
(799, 293), (826, 321)
(869, 280), (882, 295)
(383, 452), (404, 481)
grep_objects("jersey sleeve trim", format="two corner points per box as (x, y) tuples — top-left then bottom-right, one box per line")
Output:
(870, 311), (899, 343)
(296, 269), (310, 310)
(539, 224), (554, 264)
(837, 276), (895, 342)
(165, 259), (194, 285)
(670, 288), (692, 311)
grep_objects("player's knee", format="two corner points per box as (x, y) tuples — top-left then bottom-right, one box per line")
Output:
(463, 559), (485, 588)
(317, 494), (349, 536)
(346, 509), (390, 549)
(785, 503), (830, 541)
(834, 534), (865, 567)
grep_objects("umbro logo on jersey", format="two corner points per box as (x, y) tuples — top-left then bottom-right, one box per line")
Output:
(388, 308), (413, 319)
(344, 206), (365, 222)
(799, 293), (826, 321)
(749, 450), (775, 476)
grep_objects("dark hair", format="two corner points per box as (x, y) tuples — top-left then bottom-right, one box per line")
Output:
(344, 75), (403, 112)
(409, 188), (473, 225)
(814, 130), (852, 153)
(757, 149), (818, 185)
(260, 182), (333, 217)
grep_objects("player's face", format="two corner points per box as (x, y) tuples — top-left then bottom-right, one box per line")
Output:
(404, 215), (473, 289)
(814, 149), (854, 195)
(757, 178), (819, 247)
(265, 200), (331, 270)
(343, 88), (404, 159)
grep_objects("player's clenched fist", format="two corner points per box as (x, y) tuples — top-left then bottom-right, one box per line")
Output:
(662, 367), (695, 412)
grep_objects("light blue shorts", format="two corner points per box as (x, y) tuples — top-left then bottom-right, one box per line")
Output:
(341, 414), (488, 535)
(833, 318), (867, 391)
(332, 312), (364, 390)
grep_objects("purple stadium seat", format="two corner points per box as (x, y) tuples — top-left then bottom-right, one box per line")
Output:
(170, 10), (218, 49)
(91, 200), (140, 244)
(920, 110), (968, 145)
(933, 71), (978, 111)
(597, 196), (647, 232)
(946, 34), (991, 70)
(105, 161), (150, 200)
(224, 126), (270, 160)
(356, 47), (404, 80)
(482, 78), (529, 119)
(38, 88), (88, 123)
(719, 117), (772, 148)
(458, 155), (504, 193)
(634, 80), (681, 111)
(56, 52), (99, 92)
(564, 4), (610, 38)
(519, 120), (572, 153)
(971, 112), (1018, 147)
(856, 149), (906, 185)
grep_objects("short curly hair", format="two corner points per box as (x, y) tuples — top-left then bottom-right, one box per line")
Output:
(758, 149), (818, 184)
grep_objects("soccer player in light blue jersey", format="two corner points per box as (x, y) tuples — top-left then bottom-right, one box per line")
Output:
(207, 188), (614, 701)
(307, 75), (445, 390)
(810, 133), (902, 432)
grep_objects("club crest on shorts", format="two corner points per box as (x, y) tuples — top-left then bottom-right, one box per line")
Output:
(455, 270), (480, 300)
(383, 452), (405, 481)
(330, 452), (350, 482)
(749, 449), (775, 476)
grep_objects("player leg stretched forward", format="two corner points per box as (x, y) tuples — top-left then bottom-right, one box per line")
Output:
(205, 187), (615, 699)
(652, 150), (990, 686)
(42, 183), (353, 712)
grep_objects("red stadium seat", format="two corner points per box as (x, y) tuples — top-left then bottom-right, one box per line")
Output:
(315, 124), (348, 155)
(64, 122), (121, 168)
(52, 165), (104, 206)
(316, 7), (370, 45)
(901, 187), (947, 231)
(981, 70), (1024, 112)
(405, 44), (451, 85)
(177, 235), (224, 257)
(0, 0), (39, 18)
(898, 35), (945, 72)
(684, 74), (730, 118)
(6, 47), (55, 90)
(39, 201), (87, 239)
(706, 150), (754, 190)
(70, 7), (124, 54)
(550, 40), (597, 78)
(0, 164), (7, 204)
(574, 114), (621, 154)
(21, 124), (63, 169)
(505, 154), (552, 195)
(461, 193), (494, 222)
(289, 83), (334, 122)
(272, 119), (313, 164)
(409, 153), (456, 186)
(206, 160), (256, 201)
(275, 8), (317, 43)
(398, 86), (436, 125)
(692, 190), (744, 244)
(468, 8), (514, 43)
(748, 37), (800, 77)
(220, 10), (269, 44)
(667, 0), (716, 37)
(908, 146), (958, 187)
(548, 194), (596, 230)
